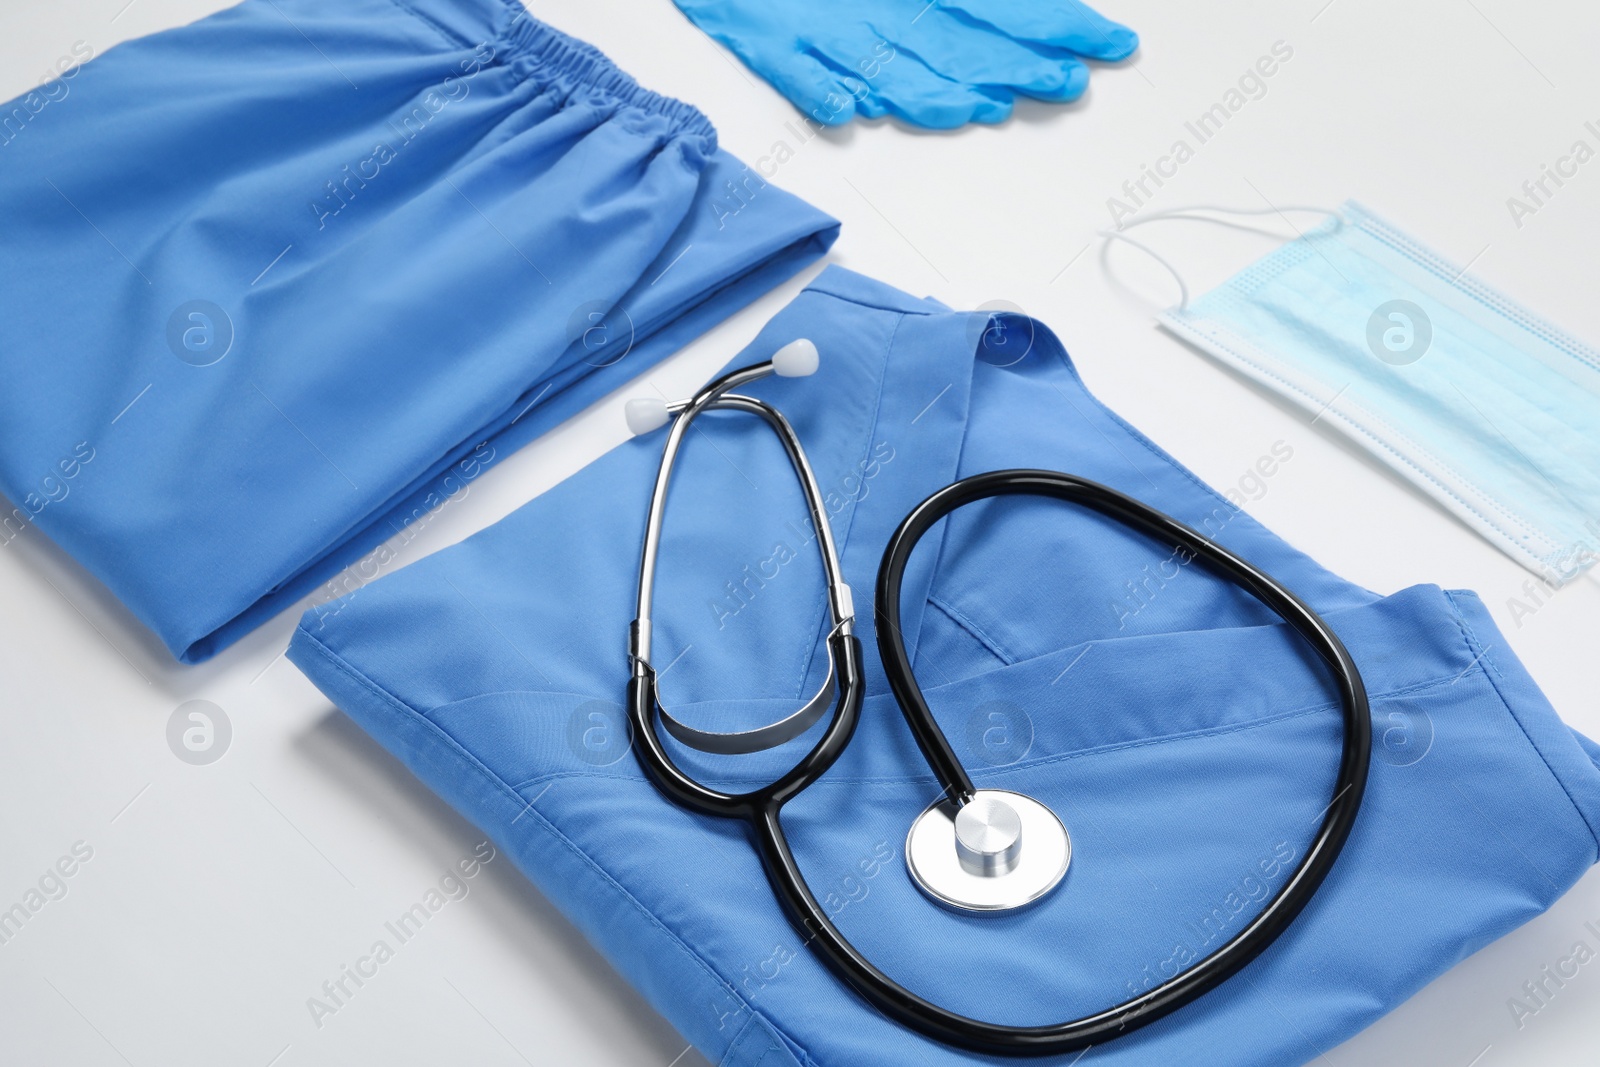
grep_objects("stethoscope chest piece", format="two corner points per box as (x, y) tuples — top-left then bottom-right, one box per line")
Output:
(905, 789), (1070, 913)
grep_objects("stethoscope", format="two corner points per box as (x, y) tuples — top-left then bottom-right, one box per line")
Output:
(624, 342), (1372, 1057)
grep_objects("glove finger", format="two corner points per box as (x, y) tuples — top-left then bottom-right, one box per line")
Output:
(759, 46), (865, 124)
(1011, 55), (1089, 102)
(813, 41), (1013, 127)
(881, 17), (1091, 102)
(942, 0), (1139, 61)
(671, 2), (864, 124)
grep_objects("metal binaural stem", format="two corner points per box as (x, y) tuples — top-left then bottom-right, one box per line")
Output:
(632, 361), (772, 670)
(631, 364), (852, 672)
(623, 353), (867, 816)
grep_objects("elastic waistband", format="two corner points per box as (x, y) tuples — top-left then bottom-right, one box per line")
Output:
(495, 4), (717, 153)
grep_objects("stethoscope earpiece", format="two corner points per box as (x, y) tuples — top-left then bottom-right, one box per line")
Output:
(769, 337), (819, 377)
(625, 337), (818, 438)
(624, 397), (670, 436)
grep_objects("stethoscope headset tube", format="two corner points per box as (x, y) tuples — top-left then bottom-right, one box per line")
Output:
(627, 347), (1371, 1057)
(626, 342), (868, 814)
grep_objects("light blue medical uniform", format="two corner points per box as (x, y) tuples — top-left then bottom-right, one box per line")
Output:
(289, 267), (1600, 1065)
(0, 0), (837, 662)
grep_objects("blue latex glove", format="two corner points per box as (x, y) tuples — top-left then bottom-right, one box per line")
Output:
(673, 0), (1138, 128)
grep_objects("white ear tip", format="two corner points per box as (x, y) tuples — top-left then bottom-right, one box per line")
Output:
(771, 338), (819, 378)
(625, 397), (670, 436)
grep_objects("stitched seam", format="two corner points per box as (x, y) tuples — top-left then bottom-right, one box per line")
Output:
(925, 594), (1014, 666)
(1039, 326), (1248, 522)
(791, 310), (904, 693)
(944, 666), (1492, 781)
(1347, 205), (1600, 372)
(1165, 311), (1552, 556)
(596, 702), (1341, 794)
(423, 687), (618, 719)
(833, 311), (903, 574)
(911, 322), (983, 675)
(293, 630), (804, 1062)
(979, 701), (1333, 780)
(502, 667), (1482, 792)
(1024, 319), (1373, 615)
(507, 768), (649, 791)
(722, 1013), (783, 1067)
(381, 0), (473, 49)
(1164, 300), (1561, 575)
(802, 284), (936, 318)
(1443, 591), (1600, 849)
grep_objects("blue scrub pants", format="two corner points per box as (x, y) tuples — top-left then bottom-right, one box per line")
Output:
(0, 0), (837, 661)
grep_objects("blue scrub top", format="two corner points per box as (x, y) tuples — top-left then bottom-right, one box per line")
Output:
(290, 267), (1600, 1067)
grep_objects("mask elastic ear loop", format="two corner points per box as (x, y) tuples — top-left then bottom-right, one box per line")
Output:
(1097, 204), (1343, 309)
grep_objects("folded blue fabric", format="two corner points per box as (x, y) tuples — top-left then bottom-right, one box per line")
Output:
(289, 266), (1600, 1065)
(0, 0), (838, 662)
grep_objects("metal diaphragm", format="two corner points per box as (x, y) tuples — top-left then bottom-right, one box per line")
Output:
(905, 789), (1070, 912)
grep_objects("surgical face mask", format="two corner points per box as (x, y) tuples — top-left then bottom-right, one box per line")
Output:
(1111, 201), (1600, 585)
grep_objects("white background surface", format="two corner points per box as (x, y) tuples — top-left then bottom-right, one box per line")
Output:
(3, 1), (1600, 1064)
